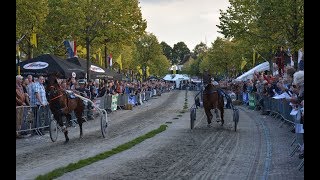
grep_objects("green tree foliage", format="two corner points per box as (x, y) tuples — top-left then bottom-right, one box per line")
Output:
(172, 42), (190, 65)
(200, 38), (236, 77)
(192, 42), (208, 58)
(160, 41), (173, 64)
(16, 0), (49, 38)
(135, 33), (170, 80)
(217, 0), (303, 69)
(151, 54), (171, 77)
(20, 0), (146, 59)
(16, 0), (49, 59)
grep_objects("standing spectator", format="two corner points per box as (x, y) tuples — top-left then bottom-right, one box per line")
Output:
(26, 75), (34, 99)
(22, 77), (30, 106)
(16, 75), (28, 138)
(30, 76), (49, 134)
(31, 76), (48, 107)
(274, 46), (289, 76)
(298, 54), (304, 71)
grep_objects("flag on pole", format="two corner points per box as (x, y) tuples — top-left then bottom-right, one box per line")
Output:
(95, 48), (102, 66)
(137, 65), (143, 75)
(30, 33), (37, 48)
(241, 57), (247, 70)
(108, 53), (113, 67)
(115, 54), (122, 70)
(73, 40), (77, 57)
(77, 45), (87, 57)
(63, 40), (77, 58)
(146, 66), (150, 77)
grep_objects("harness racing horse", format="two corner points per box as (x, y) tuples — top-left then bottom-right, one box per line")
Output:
(203, 83), (224, 127)
(46, 73), (85, 143)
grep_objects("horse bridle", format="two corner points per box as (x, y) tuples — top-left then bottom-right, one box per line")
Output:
(48, 85), (64, 102)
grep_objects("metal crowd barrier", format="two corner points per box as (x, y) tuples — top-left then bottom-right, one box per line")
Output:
(238, 92), (304, 170)
(17, 87), (172, 137)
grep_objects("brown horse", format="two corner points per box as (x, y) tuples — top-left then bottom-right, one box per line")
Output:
(203, 83), (224, 127)
(46, 73), (85, 143)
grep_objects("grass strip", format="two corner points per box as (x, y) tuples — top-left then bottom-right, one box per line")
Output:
(36, 124), (168, 180)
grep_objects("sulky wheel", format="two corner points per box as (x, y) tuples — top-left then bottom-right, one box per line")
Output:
(190, 108), (196, 129)
(49, 118), (58, 142)
(233, 108), (239, 132)
(101, 111), (108, 138)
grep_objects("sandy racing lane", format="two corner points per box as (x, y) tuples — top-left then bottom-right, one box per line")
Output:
(16, 90), (303, 180)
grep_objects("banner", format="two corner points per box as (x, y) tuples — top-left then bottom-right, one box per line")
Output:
(128, 95), (136, 105)
(115, 54), (122, 70)
(108, 53), (113, 67)
(111, 94), (118, 111)
(30, 33), (37, 48)
(241, 57), (247, 70)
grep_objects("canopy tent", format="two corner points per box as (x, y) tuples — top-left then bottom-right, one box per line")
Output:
(163, 74), (190, 88)
(19, 54), (86, 79)
(66, 57), (122, 80)
(235, 61), (278, 81)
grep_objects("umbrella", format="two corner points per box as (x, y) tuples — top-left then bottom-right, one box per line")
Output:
(19, 54), (86, 78)
(66, 57), (122, 80)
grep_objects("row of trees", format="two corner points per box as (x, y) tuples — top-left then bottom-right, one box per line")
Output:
(17, 0), (303, 80)
(16, 0), (172, 80)
(183, 0), (304, 79)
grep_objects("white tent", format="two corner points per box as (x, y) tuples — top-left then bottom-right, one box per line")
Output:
(163, 74), (190, 88)
(235, 61), (278, 81)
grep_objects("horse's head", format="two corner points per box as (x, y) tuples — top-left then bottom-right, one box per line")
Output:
(46, 73), (64, 103)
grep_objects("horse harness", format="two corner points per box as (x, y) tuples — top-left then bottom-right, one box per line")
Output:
(48, 85), (64, 102)
(203, 84), (219, 95)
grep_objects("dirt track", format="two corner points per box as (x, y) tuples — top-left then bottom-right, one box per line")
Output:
(16, 90), (304, 180)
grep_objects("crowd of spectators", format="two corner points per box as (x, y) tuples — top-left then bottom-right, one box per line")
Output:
(224, 47), (304, 160)
(16, 75), (175, 138)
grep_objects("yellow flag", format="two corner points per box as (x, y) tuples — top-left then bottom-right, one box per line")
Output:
(77, 45), (87, 56)
(146, 66), (150, 77)
(30, 33), (37, 48)
(241, 57), (247, 70)
(115, 54), (122, 70)
(137, 65), (142, 75)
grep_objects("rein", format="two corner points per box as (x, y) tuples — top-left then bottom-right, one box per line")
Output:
(48, 84), (64, 102)
(50, 94), (63, 102)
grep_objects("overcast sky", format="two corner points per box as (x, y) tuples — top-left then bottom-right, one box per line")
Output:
(139, 0), (230, 51)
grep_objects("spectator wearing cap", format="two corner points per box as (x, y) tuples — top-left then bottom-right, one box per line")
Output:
(76, 80), (94, 120)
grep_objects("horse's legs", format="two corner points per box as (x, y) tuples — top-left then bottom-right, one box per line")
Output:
(75, 100), (85, 138)
(65, 113), (72, 127)
(54, 113), (69, 142)
(75, 111), (83, 138)
(204, 107), (213, 125)
(215, 108), (220, 119)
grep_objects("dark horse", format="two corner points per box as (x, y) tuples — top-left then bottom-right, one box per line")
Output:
(46, 73), (85, 143)
(203, 84), (224, 127)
